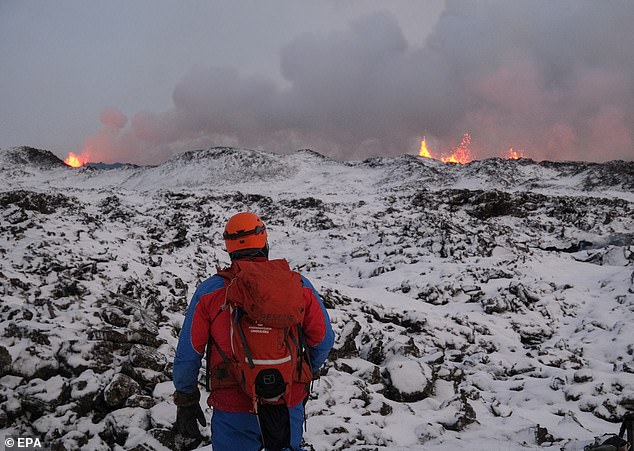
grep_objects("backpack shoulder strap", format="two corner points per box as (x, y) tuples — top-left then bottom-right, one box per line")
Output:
(205, 303), (230, 392)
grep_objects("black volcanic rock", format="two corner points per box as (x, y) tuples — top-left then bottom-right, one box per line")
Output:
(0, 345), (11, 376)
(0, 190), (73, 214)
(463, 157), (538, 188)
(103, 373), (142, 408)
(581, 160), (634, 191)
(537, 159), (594, 175)
(0, 146), (632, 449)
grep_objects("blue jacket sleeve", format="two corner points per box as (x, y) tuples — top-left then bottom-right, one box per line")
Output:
(173, 276), (224, 394)
(301, 275), (335, 372)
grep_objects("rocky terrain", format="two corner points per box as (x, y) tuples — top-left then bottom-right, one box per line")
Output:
(0, 146), (633, 450)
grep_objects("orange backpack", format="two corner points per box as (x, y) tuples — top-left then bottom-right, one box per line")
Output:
(214, 259), (313, 411)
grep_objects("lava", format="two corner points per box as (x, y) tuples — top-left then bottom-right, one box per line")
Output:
(417, 133), (473, 164)
(507, 148), (525, 160)
(64, 152), (88, 168)
(418, 137), (432, 158)
(417, 133), (529, 163)
(440, 133), (472, 164)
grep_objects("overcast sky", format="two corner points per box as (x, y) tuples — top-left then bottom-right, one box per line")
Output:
(1, 0), (633, 163)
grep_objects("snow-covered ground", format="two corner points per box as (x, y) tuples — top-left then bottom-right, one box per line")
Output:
(0, 146), (632, 450)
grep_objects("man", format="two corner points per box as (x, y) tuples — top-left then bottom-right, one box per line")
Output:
(173, 212), (335, 450)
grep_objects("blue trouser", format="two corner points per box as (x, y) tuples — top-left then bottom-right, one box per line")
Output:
(210, 403), (305, 451)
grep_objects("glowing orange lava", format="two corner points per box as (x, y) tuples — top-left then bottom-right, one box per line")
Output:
(416, 133), (473, 164)
(64, 152), (88, 168)
(417, 132), (530, 163)
(418, 137), (432, 158)
(507, 148), (525, 160)
(441, 133), (472, 164)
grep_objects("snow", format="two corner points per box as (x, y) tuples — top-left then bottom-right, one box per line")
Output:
(0, 146), (632, 450)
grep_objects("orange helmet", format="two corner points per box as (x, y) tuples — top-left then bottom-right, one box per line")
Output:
(223, 212), (267, 254)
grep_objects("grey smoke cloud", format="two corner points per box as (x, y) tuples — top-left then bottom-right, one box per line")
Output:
(86, 1), (634, 163)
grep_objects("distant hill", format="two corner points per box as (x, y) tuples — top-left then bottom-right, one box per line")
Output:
(0, 146), (67, 169)
(85, 162), (135, 170)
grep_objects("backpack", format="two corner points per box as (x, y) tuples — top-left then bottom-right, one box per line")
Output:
(211, 259), (313, 411)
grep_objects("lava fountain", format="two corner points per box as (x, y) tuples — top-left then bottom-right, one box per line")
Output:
(64, 152), (89, 168)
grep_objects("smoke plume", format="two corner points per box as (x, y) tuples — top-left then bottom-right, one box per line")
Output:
(84, 1), (634, 163)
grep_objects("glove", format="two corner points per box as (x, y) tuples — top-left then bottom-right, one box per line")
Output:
(176, 404), (207, 438)
(174, 389), (207, 438)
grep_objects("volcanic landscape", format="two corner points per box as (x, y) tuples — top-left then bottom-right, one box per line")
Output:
(0, 146), (633, 450)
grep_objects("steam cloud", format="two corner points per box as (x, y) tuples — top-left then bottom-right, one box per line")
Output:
(86, 0), (634, 163)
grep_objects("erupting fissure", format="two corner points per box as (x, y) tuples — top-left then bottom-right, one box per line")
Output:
(441, 133), (472, 164)
(418, 133), (528, 163)
(64, 152), (88, 168)
(418, 133), (473, 164)
(507, 148), (525, 160)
